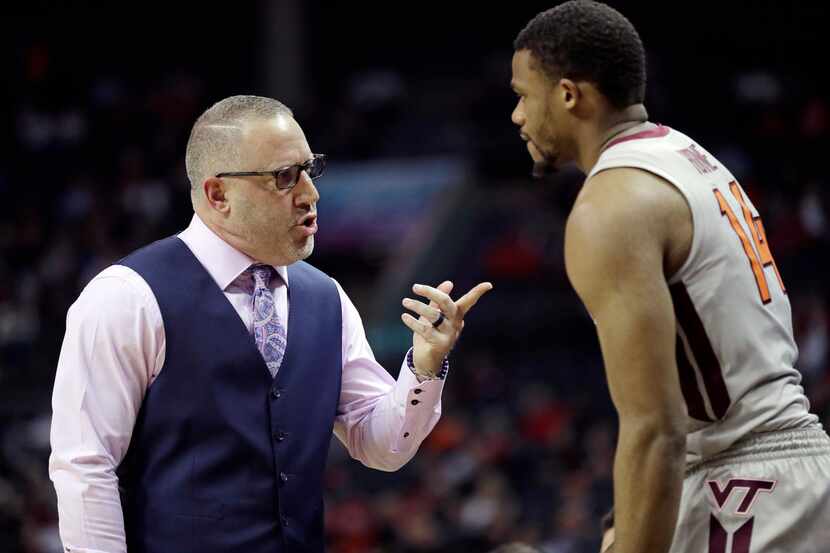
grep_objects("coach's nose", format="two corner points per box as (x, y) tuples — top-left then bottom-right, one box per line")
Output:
(294, 171), (320, 209)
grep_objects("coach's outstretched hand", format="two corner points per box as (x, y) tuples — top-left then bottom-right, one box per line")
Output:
(401, 280), (493, 378)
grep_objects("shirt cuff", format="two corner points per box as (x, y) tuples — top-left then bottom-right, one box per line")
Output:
(394, 353), (446, 405)
(390, 352), (446, 450)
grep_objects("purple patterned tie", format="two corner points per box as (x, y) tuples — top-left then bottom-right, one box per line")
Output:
(248, 264), (287, 378)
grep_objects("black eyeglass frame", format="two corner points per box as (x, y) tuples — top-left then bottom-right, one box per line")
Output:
(215, 153), (327, 190)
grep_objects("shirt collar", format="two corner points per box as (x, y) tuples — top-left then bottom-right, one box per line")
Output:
(178, 213), (289, 291)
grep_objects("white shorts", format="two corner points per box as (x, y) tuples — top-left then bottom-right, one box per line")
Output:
(671, 427), (830, 553)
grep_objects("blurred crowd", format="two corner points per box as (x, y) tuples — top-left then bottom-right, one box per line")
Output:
(2, 3), (829, 553)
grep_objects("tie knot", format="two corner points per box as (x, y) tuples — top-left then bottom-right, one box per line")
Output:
(248, 264), (275, 289)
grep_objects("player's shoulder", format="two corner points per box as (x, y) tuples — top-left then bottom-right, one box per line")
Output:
(567, 166), (690, 270)
(574, 167), (677, 232)
(564, 170), (671, 308)
(565, 169), (659, 268)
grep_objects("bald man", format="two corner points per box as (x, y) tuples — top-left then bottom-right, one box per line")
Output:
(49, 95), (491, 553)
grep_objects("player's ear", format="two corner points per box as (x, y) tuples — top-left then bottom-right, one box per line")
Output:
(558, 78), (580, 110)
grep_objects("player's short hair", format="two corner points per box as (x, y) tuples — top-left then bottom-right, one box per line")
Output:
(185, 95), (293, 190)
(514, 0), (646, 109)
(486, 543), (541, 553)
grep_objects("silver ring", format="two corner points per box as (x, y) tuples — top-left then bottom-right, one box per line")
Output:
(432, 312), (445, 329)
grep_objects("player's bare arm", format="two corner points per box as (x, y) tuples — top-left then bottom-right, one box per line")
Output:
(565, 167), (690, 553)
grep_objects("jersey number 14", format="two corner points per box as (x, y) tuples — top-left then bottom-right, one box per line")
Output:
(714, 181), (786, 305)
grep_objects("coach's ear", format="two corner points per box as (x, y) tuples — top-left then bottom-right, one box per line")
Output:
(203, 176), (231, 215)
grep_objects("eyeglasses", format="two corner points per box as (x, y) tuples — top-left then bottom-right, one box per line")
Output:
(215, 153), (327, 191)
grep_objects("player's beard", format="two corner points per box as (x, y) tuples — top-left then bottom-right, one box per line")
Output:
(529, 115), (561, 179)
(530, 140), (559, 179)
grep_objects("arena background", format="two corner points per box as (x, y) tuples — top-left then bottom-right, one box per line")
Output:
(1, 1), (828, 552)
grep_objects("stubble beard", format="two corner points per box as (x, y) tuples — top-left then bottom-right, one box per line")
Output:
(296, 236), (314, 261)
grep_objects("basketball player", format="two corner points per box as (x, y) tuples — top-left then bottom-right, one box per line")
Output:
(511, 2), (830, 552)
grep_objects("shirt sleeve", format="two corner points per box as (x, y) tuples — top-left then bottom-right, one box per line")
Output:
(331, 279), (445, 472)
(49, 266), (164, 553)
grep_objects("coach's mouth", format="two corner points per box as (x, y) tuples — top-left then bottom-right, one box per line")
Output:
(296, 213), (317, 228)
(293, 213), (318, 237)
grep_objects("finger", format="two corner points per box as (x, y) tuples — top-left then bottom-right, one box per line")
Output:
(435, 280), (454, 300)
(455, 282), (494, 317)
(426, 281), (453, 311)
(402, 298), (443, 324)
(413, 283), (456, 318)
(401, 313), (434, 338)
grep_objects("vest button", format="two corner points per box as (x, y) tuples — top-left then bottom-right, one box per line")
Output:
(271, 388), (282, 400)
(273, 431), (286, 442)
(281, 515), (289, 527)
(280, 472), (288, 484)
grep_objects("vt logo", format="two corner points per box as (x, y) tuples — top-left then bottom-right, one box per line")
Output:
(706, 478), (776, 553)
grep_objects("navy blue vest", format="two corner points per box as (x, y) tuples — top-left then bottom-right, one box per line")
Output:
(117, 237), (342, 553)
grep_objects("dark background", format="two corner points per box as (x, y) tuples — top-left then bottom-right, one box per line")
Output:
(1, 1), (829, 552)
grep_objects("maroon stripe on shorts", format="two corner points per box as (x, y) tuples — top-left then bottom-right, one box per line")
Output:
(732, 518), (754, 553)
(676, 338), (712, 421)
(670, 283), (731, 419)
(708, 515), (727, 553)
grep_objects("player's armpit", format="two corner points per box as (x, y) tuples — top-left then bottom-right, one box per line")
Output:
(565, 168), (687, 553)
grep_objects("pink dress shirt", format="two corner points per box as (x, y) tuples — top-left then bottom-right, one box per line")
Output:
(49, 214), (445, 553)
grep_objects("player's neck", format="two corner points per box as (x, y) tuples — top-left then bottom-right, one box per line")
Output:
(576, 104), (649, 173)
